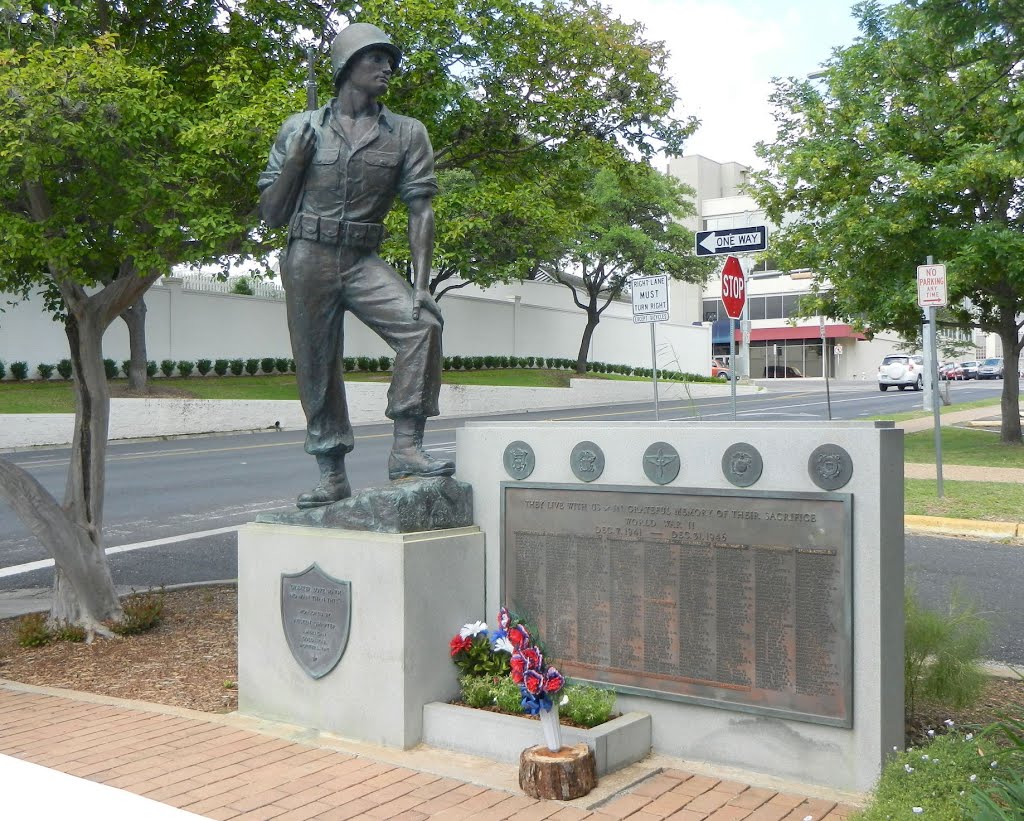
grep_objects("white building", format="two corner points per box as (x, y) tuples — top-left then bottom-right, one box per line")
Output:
(667, 155), (982, 380)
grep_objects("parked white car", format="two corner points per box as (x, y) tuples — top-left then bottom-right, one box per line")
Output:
(878, 354), (924, 391)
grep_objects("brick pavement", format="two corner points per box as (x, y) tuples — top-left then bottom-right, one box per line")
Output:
(0, 683), (859, 821)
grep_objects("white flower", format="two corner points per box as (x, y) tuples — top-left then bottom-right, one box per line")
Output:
(927, 729), (935, 737)
(492, 636), (514, 654)
(991, 761), (998, 768)
(912, 808), (924, 814)
(459, 621), (488, 639)
(560, 694), (569, 706)
(932, 759), (939, 763)
(959, 791), (965, 796)
(970, 774), (978, 782)
(921, 755), (929, 761)
(966, 733), (974, 741)
(893, 746), (899, 751)
(904, 764), (915, 773)
(944, 719), (955, 727)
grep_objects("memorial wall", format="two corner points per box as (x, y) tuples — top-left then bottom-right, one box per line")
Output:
(503, 484), (852, 727)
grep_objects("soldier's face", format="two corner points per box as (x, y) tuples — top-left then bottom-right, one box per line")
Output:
(346, 48), (394, 97)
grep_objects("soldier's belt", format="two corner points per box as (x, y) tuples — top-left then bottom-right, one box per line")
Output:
(290, 213), (384, 249)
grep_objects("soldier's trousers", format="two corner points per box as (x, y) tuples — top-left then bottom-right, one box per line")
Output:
(281, 239), (442, 458)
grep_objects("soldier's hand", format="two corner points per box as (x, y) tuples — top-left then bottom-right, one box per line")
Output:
(412, 287), (443, 326)
(285, 122), (316, 169)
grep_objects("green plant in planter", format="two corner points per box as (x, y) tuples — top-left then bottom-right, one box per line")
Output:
(450, 621), (511, 679)
(561, 683), (616, 728)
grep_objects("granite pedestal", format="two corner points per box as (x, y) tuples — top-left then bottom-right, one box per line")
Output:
(237, 523), (484, 748)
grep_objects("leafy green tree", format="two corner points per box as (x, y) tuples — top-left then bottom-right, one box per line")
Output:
(536, 159), (714, 373)
(753, 0), (1024, 443)
(0, 1), (321, 632)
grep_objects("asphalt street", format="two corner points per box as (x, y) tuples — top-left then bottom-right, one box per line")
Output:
(2, 377), (1020, 663)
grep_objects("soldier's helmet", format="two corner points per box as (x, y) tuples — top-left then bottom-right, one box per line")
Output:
(330, 23), (402, 88)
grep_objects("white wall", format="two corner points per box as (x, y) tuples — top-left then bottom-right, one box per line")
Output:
(1, 276), (711, 377)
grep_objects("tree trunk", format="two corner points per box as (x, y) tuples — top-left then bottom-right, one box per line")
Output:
(0, 455), (122, 632)
(120, 294), (149, 392)
(575, 312), (599, 374)
(52, 309), (123, 626)
(997, 320), (1023, 445)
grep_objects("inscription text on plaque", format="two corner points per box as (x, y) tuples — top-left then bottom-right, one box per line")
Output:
(502, 484), (852, 726)
(281, 563), (352, 679)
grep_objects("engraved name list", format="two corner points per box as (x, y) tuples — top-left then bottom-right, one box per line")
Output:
(502, 485), (852, 726)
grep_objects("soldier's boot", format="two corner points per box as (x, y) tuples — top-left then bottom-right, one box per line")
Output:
(388, 417), (455, 480)
(297, 453), (352, 509)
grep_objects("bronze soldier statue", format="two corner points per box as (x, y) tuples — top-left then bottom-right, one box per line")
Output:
(259, 23), (454, 509)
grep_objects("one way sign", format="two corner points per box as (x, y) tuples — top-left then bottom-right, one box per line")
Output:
(695, 225), (768, 257)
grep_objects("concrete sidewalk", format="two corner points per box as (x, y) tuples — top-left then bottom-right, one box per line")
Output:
(0, 680), (859, 821)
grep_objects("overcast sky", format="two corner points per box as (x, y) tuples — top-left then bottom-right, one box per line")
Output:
(602, 0), (865, 169)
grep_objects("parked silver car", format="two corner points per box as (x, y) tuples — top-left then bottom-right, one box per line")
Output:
(878, 354), (924, 391)
(978, 357), (1004, 379)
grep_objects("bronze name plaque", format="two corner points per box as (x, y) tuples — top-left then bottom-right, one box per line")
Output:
(502, 484), (852, 727)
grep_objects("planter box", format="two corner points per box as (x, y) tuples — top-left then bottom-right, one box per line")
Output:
(421, 703), (651, 776)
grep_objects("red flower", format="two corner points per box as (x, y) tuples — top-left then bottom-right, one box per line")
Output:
(510, 653), (526, 683)
(523, 669), (544, 694)
(508, 624), (530, 648)
(497, 607), (511, 631)
(543, 667), (564, 693)
(449, 635), (472, 656)
(521, 646), (542, 670)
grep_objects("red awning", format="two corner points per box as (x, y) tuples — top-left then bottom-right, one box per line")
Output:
(735, 324), (866, 342)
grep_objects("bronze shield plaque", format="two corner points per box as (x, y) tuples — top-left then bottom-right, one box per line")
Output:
(281, 563), (351, 679)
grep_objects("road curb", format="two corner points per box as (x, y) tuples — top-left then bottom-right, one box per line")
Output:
(904, 514), (1021, 541)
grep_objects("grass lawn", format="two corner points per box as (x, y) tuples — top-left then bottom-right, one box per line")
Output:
(869, 395), (1006, 423)
(0, 368), (644, 413)
(903, 426), (1024, 468)
(0, 380), (77, 414)
(905, 478), (1024, 521)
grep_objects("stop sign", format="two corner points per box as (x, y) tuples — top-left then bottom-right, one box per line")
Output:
(720, 256), (746, 319)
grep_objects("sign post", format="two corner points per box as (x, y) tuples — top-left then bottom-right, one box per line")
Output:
(917, 259), (946, 497)
(820, 316), (832, 420)
(631, 274), (671, 421)
(721, 256), (747, 420)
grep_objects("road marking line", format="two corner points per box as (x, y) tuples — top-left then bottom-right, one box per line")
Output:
(0, 525), (244, 579)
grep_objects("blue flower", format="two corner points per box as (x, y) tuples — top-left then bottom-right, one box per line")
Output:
(520, 691), (552, 715)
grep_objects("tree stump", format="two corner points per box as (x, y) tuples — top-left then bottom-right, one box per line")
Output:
(519, 743), (597, 800)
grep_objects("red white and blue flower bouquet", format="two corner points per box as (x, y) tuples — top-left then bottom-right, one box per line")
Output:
(497, 606), (566, 751)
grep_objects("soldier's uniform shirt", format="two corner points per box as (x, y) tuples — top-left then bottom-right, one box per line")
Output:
(259, 101), (442, 458)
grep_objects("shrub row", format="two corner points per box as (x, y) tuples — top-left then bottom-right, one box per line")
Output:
(0, 355), (719, 384)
